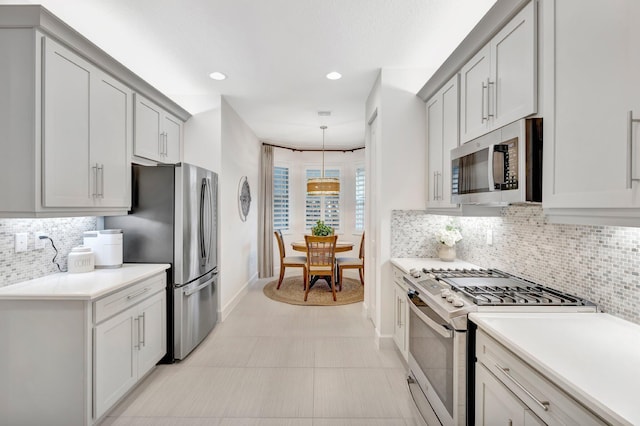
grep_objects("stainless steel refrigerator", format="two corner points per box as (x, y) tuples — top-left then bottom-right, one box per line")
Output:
(105, 163), (218, 361)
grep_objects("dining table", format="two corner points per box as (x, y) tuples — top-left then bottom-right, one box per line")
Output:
(291, 240), (354, 288)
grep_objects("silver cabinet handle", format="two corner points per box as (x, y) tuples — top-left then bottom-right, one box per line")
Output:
(399, 299), (404, 326)
(140, 312), (146, 347)
(97, 164), (104, 198)
(92, 164), (98, 197)
(158, 132), (163, 156)
(163, 132), (168, 157)
(432, 172), (437, 202)
(133, 317), (140, 350)
(627, 111), (640, 189)
(481, 81), (488, 122)
(397, 297), (401, 327)
(437, 172), (442, 200)
(487, 79), (495, 118)
(127, 287), (150, 300)
(496, 363), (550, 411)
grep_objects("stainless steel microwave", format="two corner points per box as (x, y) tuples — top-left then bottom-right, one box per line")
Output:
(451, 118), (542, 205)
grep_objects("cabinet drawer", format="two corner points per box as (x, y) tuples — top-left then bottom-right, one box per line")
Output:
(392, 266), (407, 290)
(476, 330), (606, 425)
(94, 273), (166, 324)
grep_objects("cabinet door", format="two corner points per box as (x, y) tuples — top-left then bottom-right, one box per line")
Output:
(491, 0), (536, 129)
(134, 94), (162, 162)
(42, 37), (92, 207)
(91, 71), (131, 208)
(460, 45), (491, 143)
(543, 0), (640, 210)
(94, 308), (137, 419)
(426, 94), (443, 205)
(440, 75), (459, 207)
(392, 283), (407, 360)
(137, 291), (166, 377)
(162, 113), (182, 164)
(475, 363), (531, 426)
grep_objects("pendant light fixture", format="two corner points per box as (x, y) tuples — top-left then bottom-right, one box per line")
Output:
(307, 125), (340, 195)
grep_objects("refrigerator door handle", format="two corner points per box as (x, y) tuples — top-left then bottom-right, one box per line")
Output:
(205, 177), (214, 266)
(199, 178), (207, 262)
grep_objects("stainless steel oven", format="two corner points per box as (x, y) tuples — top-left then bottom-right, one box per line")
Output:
(403, 268), (597, 426)
(407, 288), (467, 426)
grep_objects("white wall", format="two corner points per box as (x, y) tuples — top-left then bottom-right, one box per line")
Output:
(272, 148), (365, 277)
(219, 97), (260, 319)
(183, 100), (222, 173)
(365, 68), (428, 342)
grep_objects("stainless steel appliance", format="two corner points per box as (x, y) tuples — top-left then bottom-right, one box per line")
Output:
(404, 268), (597, 426)
(105, 163), (218, 361)
(451, 118), (542, 205)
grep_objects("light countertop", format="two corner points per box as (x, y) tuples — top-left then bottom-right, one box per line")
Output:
(0, 263), (170, 301)
(470, 312), (640, 426)
(390, 257), (480, 274)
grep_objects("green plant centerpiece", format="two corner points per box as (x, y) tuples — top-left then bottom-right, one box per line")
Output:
(311, 220), (333, 236)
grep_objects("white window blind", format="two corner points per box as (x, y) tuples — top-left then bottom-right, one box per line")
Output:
(305, 168), (340, 230)
(273, 166), (290, 231)
(355, 167), (365, 231)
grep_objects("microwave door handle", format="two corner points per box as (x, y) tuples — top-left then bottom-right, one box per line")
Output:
(488, 145), (496, 192)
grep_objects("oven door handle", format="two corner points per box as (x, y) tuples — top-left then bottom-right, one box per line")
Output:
(407, 296), (453, 339)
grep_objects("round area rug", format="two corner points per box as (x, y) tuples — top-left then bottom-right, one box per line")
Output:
(263, 276), (364, 306)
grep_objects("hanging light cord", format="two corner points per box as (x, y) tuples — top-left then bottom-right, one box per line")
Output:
(321, 125), (327, 178)
(39, 235), (66, 272)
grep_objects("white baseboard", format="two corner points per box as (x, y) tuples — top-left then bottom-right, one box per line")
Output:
(374, 329), (395, 350)
(219, 272), (258, 322)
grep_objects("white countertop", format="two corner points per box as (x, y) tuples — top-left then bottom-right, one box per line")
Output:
(470, 312), (640, 426)
(390, 257), (480, 274)
(0, 263), (170, 301)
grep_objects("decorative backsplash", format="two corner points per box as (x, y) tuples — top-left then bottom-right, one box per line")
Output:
(0, 217), (97, 286)
(392, 206), (640, 325)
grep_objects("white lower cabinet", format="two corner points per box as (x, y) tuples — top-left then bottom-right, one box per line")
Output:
(476, 363), (545, 426)
(0, 270), (167, 425)
(392, 266), (408, 360)
(94, 289), (166, 419)
(475, 330), (605, 425)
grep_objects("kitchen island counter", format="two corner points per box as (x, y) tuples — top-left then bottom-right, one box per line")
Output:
(470, 312), (640, 426)
(0, 263), (170, 301)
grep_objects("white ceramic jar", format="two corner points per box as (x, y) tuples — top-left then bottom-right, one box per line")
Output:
(68, 246), (95, 273)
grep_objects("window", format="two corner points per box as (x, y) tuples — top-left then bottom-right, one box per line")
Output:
(273, 166), (290, 230)
(305, 168), (340, 230)
(355, 167), (365, 231)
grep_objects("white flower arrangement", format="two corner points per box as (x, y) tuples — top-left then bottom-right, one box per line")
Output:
(436, 224), (462, 247)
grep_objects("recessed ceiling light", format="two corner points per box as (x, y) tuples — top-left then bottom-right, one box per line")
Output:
(326, 71), (342, 80)
(209, 71), (227, 81)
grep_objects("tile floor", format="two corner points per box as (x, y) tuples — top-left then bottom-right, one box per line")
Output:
(101, 278), (427, 426)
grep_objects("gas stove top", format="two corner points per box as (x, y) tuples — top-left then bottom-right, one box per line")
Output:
(405, 267), (596, 309)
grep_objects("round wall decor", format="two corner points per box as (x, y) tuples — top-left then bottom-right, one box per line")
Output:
(238, 176), (251, 222)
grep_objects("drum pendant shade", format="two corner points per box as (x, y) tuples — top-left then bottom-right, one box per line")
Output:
(307, 125), (340, 195)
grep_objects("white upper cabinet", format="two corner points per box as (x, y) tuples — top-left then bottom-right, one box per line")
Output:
(0, 5), (190, 218)
(542, 0), (640, 224)
(42, 37), (131, 210)
(134, 94), (182, 164)
(460, 0), (537, 143)
(427, 74), (459, 209)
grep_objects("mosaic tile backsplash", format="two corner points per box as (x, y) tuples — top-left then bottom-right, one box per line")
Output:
(0, 217), (97, 286)
(392, 206), (640, 325)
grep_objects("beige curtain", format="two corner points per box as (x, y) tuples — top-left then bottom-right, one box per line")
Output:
(258, 144), (274, 278)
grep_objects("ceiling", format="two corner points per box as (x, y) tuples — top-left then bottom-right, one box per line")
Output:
(2, 0), (496, 148)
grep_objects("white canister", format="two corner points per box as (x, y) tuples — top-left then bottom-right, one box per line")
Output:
(68, 246), (95, 273)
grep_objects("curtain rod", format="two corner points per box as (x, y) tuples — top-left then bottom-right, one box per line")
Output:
(262, 142), (365, 153)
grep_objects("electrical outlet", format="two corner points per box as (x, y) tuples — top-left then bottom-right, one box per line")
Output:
(486, 229), (493, 246)
(35, 232), (47, 249)
(15, 233), (28, 252)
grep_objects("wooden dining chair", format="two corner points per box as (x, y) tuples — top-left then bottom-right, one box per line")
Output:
(304, 235), (338, 302)
(336, 232), (364, 290)
(274, 230), (307, 290)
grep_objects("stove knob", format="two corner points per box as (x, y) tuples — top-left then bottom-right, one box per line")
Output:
(446, 294), (455, 303)
(452, 298), (464, 308)
(441, 289), (451, 298)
